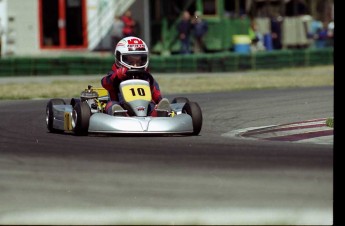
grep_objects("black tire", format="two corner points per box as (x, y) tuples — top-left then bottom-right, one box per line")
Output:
(72, 102), (91, 136)
(70, 98), (81, 108)
(46, 98), (66, 133)
(171, 97), (190, 104)
(182, 101), (203, 135)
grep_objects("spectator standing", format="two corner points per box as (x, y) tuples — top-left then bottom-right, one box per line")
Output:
(192, 11), (208, 53)
(270, 14), (283, 50)
(314, 21), (332, 48)
(122, 10), (136, 37)
(248, 20), (265, 52)
(111, 15), (124, 53)
(177, 11), (192, 54)
(327, 20), (334, 47)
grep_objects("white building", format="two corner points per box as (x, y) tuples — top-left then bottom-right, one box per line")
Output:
(0, 0), (151, 57)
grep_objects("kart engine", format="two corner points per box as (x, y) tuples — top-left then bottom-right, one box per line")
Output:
(80, 85), (99, 101)
(80, 85), (103, 113)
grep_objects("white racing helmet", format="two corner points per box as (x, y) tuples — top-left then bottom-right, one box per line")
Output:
(114, 36), (149, 70)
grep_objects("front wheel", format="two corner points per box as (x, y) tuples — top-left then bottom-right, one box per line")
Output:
(182, 101), (203, 135)
(46, 98), (66, 133)
(72, 102), (91, 136)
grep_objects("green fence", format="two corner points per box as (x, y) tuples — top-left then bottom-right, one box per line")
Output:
(0, 47), (333, 76)
(150, 47), (333, 72)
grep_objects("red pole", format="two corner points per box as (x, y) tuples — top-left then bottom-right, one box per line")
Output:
(58, 0), (66, 48)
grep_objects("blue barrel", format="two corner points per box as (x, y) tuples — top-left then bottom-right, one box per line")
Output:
(233, 35), (251, 54)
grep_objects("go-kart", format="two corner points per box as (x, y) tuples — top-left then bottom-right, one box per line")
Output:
(45, 70), (203, 136)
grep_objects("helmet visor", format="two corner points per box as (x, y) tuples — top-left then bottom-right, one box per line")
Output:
(122, 54), (148, 68)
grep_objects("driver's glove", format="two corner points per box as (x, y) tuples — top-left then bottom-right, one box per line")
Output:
(111, 67), (128, 80)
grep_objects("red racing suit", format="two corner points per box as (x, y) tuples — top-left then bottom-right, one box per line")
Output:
(101, 64), (163, 114)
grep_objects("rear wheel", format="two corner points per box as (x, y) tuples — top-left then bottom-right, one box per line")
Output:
(70, 98), (81, 108)
(46, 99), (66, 133)
(171, 97), (190, 104)
(72, 102), (91, 136)
(182, 101), (203, 135)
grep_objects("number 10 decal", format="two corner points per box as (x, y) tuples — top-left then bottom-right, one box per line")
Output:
(121, 84), (152, 102)
(130, 88), (146, 96)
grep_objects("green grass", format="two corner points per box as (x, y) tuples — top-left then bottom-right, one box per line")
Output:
(0, 65), (333, 100)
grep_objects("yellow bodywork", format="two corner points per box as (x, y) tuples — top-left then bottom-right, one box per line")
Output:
(64, 112), (73, 131)
(92, 87), (109, 99)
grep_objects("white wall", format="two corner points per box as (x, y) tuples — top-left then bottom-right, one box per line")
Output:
(1, 0), (135, 56)
(6, 0), (39, 55)
(0, 0), (8, 56)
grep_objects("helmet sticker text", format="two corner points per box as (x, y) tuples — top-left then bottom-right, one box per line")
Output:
(127, 38), (145, 51)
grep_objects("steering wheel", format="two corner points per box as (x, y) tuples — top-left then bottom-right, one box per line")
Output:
(125, 69), (154, 86)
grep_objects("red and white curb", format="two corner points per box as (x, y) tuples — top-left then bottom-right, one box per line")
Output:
(222, 118), (333, 145)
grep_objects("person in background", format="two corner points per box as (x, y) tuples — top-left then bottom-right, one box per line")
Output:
(101, 36), (170, 117)
(314, 21), (333, 48)
(111, 15), (124, 53)
(248, 20), (265, 52)
(121, 10), (136, 37)
(177, 11), (193, 54)
(192, 11), (208, 53)
(326, 20), (334, 47)
(270, 14), (283, 50)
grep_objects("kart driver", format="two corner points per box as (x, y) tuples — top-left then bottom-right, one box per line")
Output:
(101, 36), (170, 116)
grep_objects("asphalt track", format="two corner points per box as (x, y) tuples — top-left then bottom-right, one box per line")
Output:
(0, 86), (333, 225)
